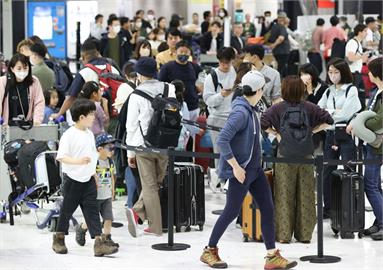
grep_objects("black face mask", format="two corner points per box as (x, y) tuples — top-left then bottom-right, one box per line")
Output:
(177, 54), (189, 63)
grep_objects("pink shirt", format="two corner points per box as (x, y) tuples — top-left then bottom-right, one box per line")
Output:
(90, 101), (107, 136)
(322, 26), (347, 57)
(312, 27), (324, 53)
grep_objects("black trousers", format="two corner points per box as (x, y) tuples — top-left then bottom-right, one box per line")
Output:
(57, 175), (102, 238)
(274, 54), (289, 78)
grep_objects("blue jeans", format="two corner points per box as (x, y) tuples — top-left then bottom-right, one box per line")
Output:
(208, 167), (275, 250)
(323, 131), (357, 213)
(364, 145), (383, 227)
(125, 166), (137, 208)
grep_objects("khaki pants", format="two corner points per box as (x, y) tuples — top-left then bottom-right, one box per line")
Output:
(133, 152), (168, 235)
(274, 162), (316, 242)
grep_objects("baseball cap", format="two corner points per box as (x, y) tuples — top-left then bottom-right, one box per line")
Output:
(241, 70), (267, 92)
(96, 133), (117, 148)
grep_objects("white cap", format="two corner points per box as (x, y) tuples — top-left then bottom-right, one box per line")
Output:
(241, 70), (266, 92)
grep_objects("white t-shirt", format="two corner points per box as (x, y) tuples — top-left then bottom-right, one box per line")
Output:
(366, 28), (374, 42)
(345, 38), (363, 73)
(57, 126), (98, 182)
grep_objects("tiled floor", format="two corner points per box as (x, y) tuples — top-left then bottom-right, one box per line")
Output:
(0, 185), (382, 270)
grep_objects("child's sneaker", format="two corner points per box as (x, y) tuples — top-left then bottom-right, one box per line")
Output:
(75, 223), (87, 246)
(105, 234), (120, 247)
(52, 232), (68, 254)
(94, 234), (119, 257)
(264, 249), (297, 269)
(200, 246), (228, 268)
(126, 208), (139, 238)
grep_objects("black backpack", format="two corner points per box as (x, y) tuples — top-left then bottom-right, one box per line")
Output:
(16, 141), (61, 190)
(330, 38), (347, 59)
(3, 139), (25, 167)
(134, 83), (182, 149)
(279, 103), (314, 158)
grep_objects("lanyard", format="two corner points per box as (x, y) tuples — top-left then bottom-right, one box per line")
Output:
(369, 90), (383, 111)
(15, 86), (30, 119)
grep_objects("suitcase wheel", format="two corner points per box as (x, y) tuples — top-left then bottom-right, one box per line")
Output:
(199, 225), (203, 231)
(243, 235), (249, 242)
(185, 226), (191, 232)
(340, 231), (354, 239)
(175, 226), (182, 233)
(331, 227), (339, 236)
(358, 232), (363, 239)
(48, 217), (58, 232)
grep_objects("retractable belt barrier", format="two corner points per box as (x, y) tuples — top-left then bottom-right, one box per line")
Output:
(115, 140), (381, 260)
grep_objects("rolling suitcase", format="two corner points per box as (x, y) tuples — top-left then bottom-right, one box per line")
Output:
(161, 162), (205, 232)
(194, 115), (213, 173)
(241, 169), (273, 242)
(330, 169), (365, 239)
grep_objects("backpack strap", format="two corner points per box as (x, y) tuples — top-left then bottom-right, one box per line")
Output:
(85, 63), (103, 76)
(345, 84), (354, 98)
(210, 69), (222, 92)
(163, 83), (169, 97)
(133, 90), (154, 102)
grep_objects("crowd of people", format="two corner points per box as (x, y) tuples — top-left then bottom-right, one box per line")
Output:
(0, 8), (382, 269)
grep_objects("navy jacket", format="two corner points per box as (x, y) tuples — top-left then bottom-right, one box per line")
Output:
(217, 96), (261, 179)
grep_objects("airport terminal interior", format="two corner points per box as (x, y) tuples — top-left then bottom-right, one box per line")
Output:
(0, 0), (382, 269)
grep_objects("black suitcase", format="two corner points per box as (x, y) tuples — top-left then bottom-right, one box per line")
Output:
(160, 162), (205, 232)
(330, 169), (365, 239)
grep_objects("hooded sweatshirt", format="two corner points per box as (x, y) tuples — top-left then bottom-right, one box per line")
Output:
(217, 96), (261, 180)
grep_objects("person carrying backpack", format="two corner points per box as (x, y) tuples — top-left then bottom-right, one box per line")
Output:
(125, 57), (179, 237)
(318, 58), (362, 219)
(261, 76), (333, 243)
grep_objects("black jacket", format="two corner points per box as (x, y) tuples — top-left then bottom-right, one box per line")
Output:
(200, 32), (224, 54)
(230, 35), (246, 54)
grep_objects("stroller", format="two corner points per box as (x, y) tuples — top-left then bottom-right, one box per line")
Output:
(0, 139), (77, 231)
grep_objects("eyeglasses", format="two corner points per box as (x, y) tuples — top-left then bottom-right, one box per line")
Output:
(104, 145), (115, 151)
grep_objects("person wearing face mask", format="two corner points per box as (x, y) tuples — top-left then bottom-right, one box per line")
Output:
(200, 21), (223, 54)
(318, 58), (362, 219)
(29, 43), (55, 92)
(299, 63), (327, 105)
(134, 17), (148, 38)
(156, 29), (186, 70)
(100, 16), (130, 69)
(120, 17), (135, 60)
(243, 14), (256, 38)
(146, 10), (156, 29)
(156, 17), (167, 40)
(0, 53), (45, 126)
(129, 40), (153, 65)
(158, 40), (202, 122)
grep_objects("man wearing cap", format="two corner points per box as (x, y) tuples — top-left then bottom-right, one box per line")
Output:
(200, 70), (297, 270)
(125, 57), (176, 237)
(243, 45), (282, 105)
(267, 12), (290, 78)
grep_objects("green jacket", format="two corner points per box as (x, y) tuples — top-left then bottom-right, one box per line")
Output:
(365, 90), (383, 155)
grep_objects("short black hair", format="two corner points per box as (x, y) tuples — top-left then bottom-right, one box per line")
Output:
(211, 21), (222, 28)
(330, 15), (339, 26)
(317, 18), (325, 26)
(95, 14), (103, 21)
(203, 11), (211, 20)
(169, 19), (180, 29)
(327, 58), (353, 85)
(298, 63), (320, 87)
(70, 98), (96, 122)
(354, 24), (367, 36)
(365, 16), (376, 25)
(30, 43), (47, 58)
(175, 40), (192, 52)
(157, 42), (169, 53)
(136, 9), (144, 16)
(81, 37), (101, 53)
(243, 45), (265, 60)
(107, 16), (119, 26)
(368, 57), (383, 81)
(122, 62), (136, 78)
(264, 11), (271, 16)
(166, 29), (182, 40)
(217, 47), (236, 61)
(120, 16), (129, 26)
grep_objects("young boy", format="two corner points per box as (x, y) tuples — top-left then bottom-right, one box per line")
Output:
(75, 133), (119, 248)
(52, 99), (118, 257)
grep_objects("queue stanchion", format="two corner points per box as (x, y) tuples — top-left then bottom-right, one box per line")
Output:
(300, 155), (341, 263)
(152, 147), (190, 251)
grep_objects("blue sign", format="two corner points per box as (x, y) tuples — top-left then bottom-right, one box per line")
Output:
(27, 1), (67, 59)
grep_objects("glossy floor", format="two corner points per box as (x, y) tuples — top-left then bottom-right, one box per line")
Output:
(0, 185), (382, 270)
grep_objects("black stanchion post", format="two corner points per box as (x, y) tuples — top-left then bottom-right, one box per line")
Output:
(300, 155), (341, 263)
(152, 147), (190, 251)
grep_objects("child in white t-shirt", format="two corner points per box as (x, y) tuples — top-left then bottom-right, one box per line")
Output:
(52, 98), (119, 257)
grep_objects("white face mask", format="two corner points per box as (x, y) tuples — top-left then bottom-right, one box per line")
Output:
(158, 34), (165, 41)
(147, 14), (154, 21)
(219, 12), (225, 18)
(14, 71), (28, 81)
(140, 48), (151, 57)
(329, 73), (341, 85)
(113, 25), (121, 33)
(136, 22), (142, 29)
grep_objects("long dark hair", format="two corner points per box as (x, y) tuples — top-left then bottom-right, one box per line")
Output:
(4, 53), (34, 100)
(78, 81), (99, 99)
(133, 40), (152, 59)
